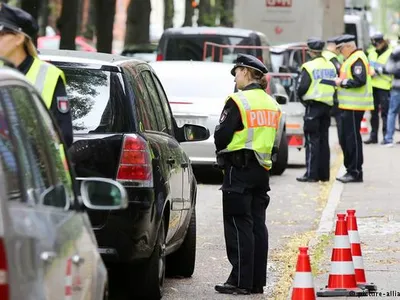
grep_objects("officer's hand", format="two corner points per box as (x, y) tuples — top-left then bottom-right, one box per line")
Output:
(370, 68), (376, 77)
(334, 78), (342, 87)
(375, 67), (383, 75)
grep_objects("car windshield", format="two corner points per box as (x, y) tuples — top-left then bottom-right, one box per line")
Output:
(165, 35), (255, 62)
(61, 68), (129, 133)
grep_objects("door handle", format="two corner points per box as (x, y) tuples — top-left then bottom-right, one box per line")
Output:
(72, 254), (85, 266)
(40, 251), (57, 263)
(167, 158), (175, 165)
(181, 162), (189, 168)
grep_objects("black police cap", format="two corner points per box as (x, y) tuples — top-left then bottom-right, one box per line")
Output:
(231, 53), (268, 76)
(0, 3), (38, 39)
(326, 36), (341, 45)
(371, 32), (384, 41)
(307, 37), (325, 51)
(336, 34), (356, 45)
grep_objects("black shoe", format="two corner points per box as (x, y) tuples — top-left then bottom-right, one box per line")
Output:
(319, 178), (330, 182)
(215, 283), (251, 295)
(336, 173), (363, 183)
(251, 287), (264, 294)
(364, 138), (377, 144)
(296, 175), (318, 182)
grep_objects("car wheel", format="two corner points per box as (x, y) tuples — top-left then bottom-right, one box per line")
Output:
(271, 131), (288, 175)
(166, 207), (196, 277)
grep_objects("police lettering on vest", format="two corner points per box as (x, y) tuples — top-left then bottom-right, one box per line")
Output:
(247, 109), (279, 129)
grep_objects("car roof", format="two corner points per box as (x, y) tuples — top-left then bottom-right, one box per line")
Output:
(271, 42), (307, 53)
(150, 60), (234, 75)
(38, 49), (146, 70)
(162, 26), (263, 37)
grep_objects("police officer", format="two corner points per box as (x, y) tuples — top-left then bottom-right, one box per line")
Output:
(214, 54), (280, 295)
(296, 38), (336, 182)
(365, 33), (393, 144)
(0, 3), (73, 147)
(335, 34), (374, 183)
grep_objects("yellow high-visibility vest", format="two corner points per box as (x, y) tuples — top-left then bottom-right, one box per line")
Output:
(368, 47), (393, 90)
(322, 50), (337, 62)
(219, 89), (281, 170)
(301, 57), (336, 105)
(337, 50), (374, 111)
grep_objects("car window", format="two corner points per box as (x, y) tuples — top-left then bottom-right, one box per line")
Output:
(141, 71), (168, 133)
(152, 74), (174, 134)
(133, 74), (158, 131)
(61, 68), (130, 133)
(4, 85), (70, 208)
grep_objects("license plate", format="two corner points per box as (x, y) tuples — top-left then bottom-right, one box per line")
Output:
(176, 118), (203, 127)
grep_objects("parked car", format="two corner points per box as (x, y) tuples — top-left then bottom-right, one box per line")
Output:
(0, 62), (128, 300)
(270, 42), (310, 74)
(156, 26), (273, 71)
(38, 35), (97, 52)
(39, 50), (210, 299)
(150, 60), (289, 175)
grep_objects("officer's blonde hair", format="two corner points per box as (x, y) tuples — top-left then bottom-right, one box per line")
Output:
(247, 68), (268, 90)
(24, 37), (38, 57)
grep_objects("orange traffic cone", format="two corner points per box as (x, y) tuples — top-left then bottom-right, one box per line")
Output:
(65, 259), (72, 300)
(317, 214), (366, 297)
(291, 247), (316, 300)
(360, 118), (369, 135)
(346, 209), (377, 291)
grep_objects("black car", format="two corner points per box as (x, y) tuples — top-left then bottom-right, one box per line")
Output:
(157, 26), (273, 71)
(39, 50), (210, 299)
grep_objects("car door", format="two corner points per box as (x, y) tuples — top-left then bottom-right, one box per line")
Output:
(30, 92), (107, 300)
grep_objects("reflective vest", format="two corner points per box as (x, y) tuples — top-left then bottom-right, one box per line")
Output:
(25, 57), (66, 109)
(322, 50), (337, 61)
(25, 58), (72, 186)
(301, 57), (336, 105)
(219, 90), (281, 170)
(338, 50), (374, 111)
(368, 47), (393, 90)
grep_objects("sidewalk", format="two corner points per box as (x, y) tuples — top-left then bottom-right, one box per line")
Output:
(312, 132), (400, 299)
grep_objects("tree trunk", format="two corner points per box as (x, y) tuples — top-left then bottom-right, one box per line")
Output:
(83, 0), (96, 40)
(94, 0), (116, 53)
(76, 0), (84, 36)
(219, 0), (234, 27)
(38, 0), (49, 37)
(182, 0), (194, 26)
(20, 0), (40, 44)
(198, 0), (215, 26)
(164, 0), (174, 29)
(58, 0), (78, 50)
(124, 0), (151, 51)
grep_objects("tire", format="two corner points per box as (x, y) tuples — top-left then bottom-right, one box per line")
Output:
(166, 208), (196, 277)
(271, 132), (288, 175)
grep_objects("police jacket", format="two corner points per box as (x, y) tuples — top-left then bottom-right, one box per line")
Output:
(18, 55), (73, 147)
(385, 45), (400, 89)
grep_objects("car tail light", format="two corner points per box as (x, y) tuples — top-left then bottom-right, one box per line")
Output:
(156, 53), (163, 61)
(116, 134), (153, 187)
(288, 135), (303, 146)
(0, 239), (9, 299)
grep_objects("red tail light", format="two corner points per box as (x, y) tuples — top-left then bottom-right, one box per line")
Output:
(156, 54), (164, 61)
(116, 134), (153, 187)
(287, 135), (304, 146)
(0, 239), (9, 299)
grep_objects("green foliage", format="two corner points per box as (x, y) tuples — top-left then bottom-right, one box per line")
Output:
(388, 0), (400, 12)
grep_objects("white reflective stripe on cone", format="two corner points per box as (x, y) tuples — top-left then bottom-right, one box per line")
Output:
(293, 272), (314, 288)
(348, 230), (361, 243)
(330, 261), (355, 275)
(0, 270), (7, 284)
(333, 235), (351, 248)
(352, 256), (365, 269)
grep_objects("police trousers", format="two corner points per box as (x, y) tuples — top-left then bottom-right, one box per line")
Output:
(221, 159), (270, 290)
(370, 87), (390, 141)
(303, 101), (332, 181)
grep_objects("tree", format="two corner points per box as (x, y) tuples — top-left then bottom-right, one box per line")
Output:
(219, 0), (234, 27)
(94, 0), (116, 53)
(20, 0), (40, 44)
(183, 0), (194, 26)
(83, 0), (96, 40)
(58, 0), (79, 50)
(38, 0), (49, 37)
(388, 0), (400, 12)
(164, 0), (174, 29)
(198, 0), (216, 26)
(124, 0), (151, 51)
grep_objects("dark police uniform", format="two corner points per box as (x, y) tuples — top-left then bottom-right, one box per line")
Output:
(296, 38), (336, 182)
(365, 33), (392, 144)
(336, 34), (374, 183)
(214, 54), (278, 295)
(0, 3), (73, 148)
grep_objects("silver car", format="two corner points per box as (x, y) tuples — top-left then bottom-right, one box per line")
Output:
(0, 64), (128, 299)
(150, 61), (288, 174)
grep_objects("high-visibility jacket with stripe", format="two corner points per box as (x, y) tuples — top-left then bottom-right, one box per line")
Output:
(337, 50), (374, 111)
(368, 47), (393, 90)
(301, 57), (336, 105)
(219, 89), (281, 170)
(322, 50), (337, 61)
(25, 57), (71, 185)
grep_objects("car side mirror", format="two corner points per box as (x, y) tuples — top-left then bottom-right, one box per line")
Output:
(183, 124), (210, 142)
(77, 177), (128, 210)
(273, 93), (288, 105)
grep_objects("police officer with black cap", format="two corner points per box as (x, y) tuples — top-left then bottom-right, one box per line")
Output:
(214, 53), (281, 295)
(296, 38), (336, 182)
(0, 3), (73, 147)
(365, 32), (393, 144)
(334, 34), (374, 183)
